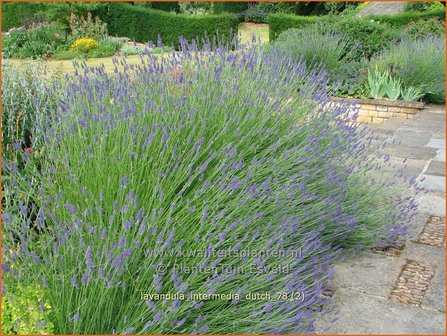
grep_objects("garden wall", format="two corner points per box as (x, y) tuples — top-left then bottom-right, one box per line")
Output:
(101, 3), (239, 48)
(332, 97), (426, 124)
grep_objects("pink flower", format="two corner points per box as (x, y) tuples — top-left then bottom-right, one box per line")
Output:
(24, 147), (33, 155)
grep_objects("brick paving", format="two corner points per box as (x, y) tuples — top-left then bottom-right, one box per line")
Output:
(390, 260), (437, 306)
(417, 216), (446, 248)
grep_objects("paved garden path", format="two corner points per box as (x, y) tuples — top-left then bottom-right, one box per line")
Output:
(316, 105), (446, 334)
(357, 1), (405, 17)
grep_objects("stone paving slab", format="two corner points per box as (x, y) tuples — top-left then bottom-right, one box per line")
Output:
(414, 193), (446, 218)
(377, 145), (437, 161)
(418, 174), (446, 193)
(315, 289), (445, 334)
(422, 261), (446, 312)
(426, 160), (446, 176)
(435, 149), (446, 162)
(426, 139), (446, 150)
(330, 253), (406, 298)
(392, 128), (432, 147)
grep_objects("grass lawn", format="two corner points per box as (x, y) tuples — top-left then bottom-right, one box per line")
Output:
(238, 22), (269, 44)
(5, 23), (270, 74)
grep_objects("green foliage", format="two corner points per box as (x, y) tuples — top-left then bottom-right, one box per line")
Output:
(384, 77), (402, 100)
(404, 17), (445, 38)
(401, 86), (425, 102)
(367, 68), (403, 100)
(119, 44), (148, 55)
(367, 8), (446, 27)
(87, 41), (117, 58)
(102, 3), (238, 48)
(1, 61), (61, 160)
(404, 1), (444, 12)
(244, 2), (296, 23)
(327, 17), (400, 59)
(367, 67), (390, 99)
(268, 13), (319, 41)
(52, 49), (85, 60)
(213, 2), (249, 14)
(68, 12), (108, 41)
(15, 39), (51, 59)
(1, 1), (107, 31)
(3, 22), (67, 58)
(1, 280), (54, 334)
(150, 1), (180, 13)
(178, 2), (214, 16)
(1, 2), (47, 31)
(274, 27), (355, 82)
(42, 2), (107, 26)
(293, 2), (358, 15)
(2, 28), (28, 58)
(371, 36), (446, 103)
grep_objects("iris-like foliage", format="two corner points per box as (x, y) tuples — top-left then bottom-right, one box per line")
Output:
(3, 38), (417, 333)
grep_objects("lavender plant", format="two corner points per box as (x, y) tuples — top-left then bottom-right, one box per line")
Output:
(2, 38), (417, 333)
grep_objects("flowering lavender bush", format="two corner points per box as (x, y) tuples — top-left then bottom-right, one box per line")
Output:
(2, 38), (416, 333)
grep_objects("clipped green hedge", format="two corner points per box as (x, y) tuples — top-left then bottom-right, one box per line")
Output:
(367, 8), (446, 26)
(102, 3), (238, 48)
(213, 2), (249, 14)
(151, 1), (180, 13)
(268, 13), (319, 41)
(268, 9), (446, 42)
(1, 2), (47, 31)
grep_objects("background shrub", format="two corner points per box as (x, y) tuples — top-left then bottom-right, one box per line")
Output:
(404, 17), (445, 38)
(87, 40), (116, 58)
(268, 13), (319, 41)
(371, 36), (446, 103)
(1, 2), (47, 31)
(15, 39), (51, 59)
(404, 1), (445, 12)
(150, 1), (180, 13)
(68, 12), (108, 40)
(324, 17), (400, 59)
(366, 8), (446, 26)
(2, 28), (28, 58)
(274, 27), (355, 80)
(119, 44), (148, 55)
(1, 61), (60, 160)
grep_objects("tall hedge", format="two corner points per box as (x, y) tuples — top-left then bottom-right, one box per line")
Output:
(150, 1), (180, 13)
(103, 3), (239, 48)
(1, 2), (47, 31)
(268, 13), (319, 41)
(213, 2), (249, 14)
(367, 8), (446, 26)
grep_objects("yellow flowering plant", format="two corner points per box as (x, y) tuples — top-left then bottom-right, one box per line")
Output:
(70, 37), (98, 53)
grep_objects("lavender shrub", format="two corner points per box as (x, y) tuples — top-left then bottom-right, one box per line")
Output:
(2, 38), (418, 333)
